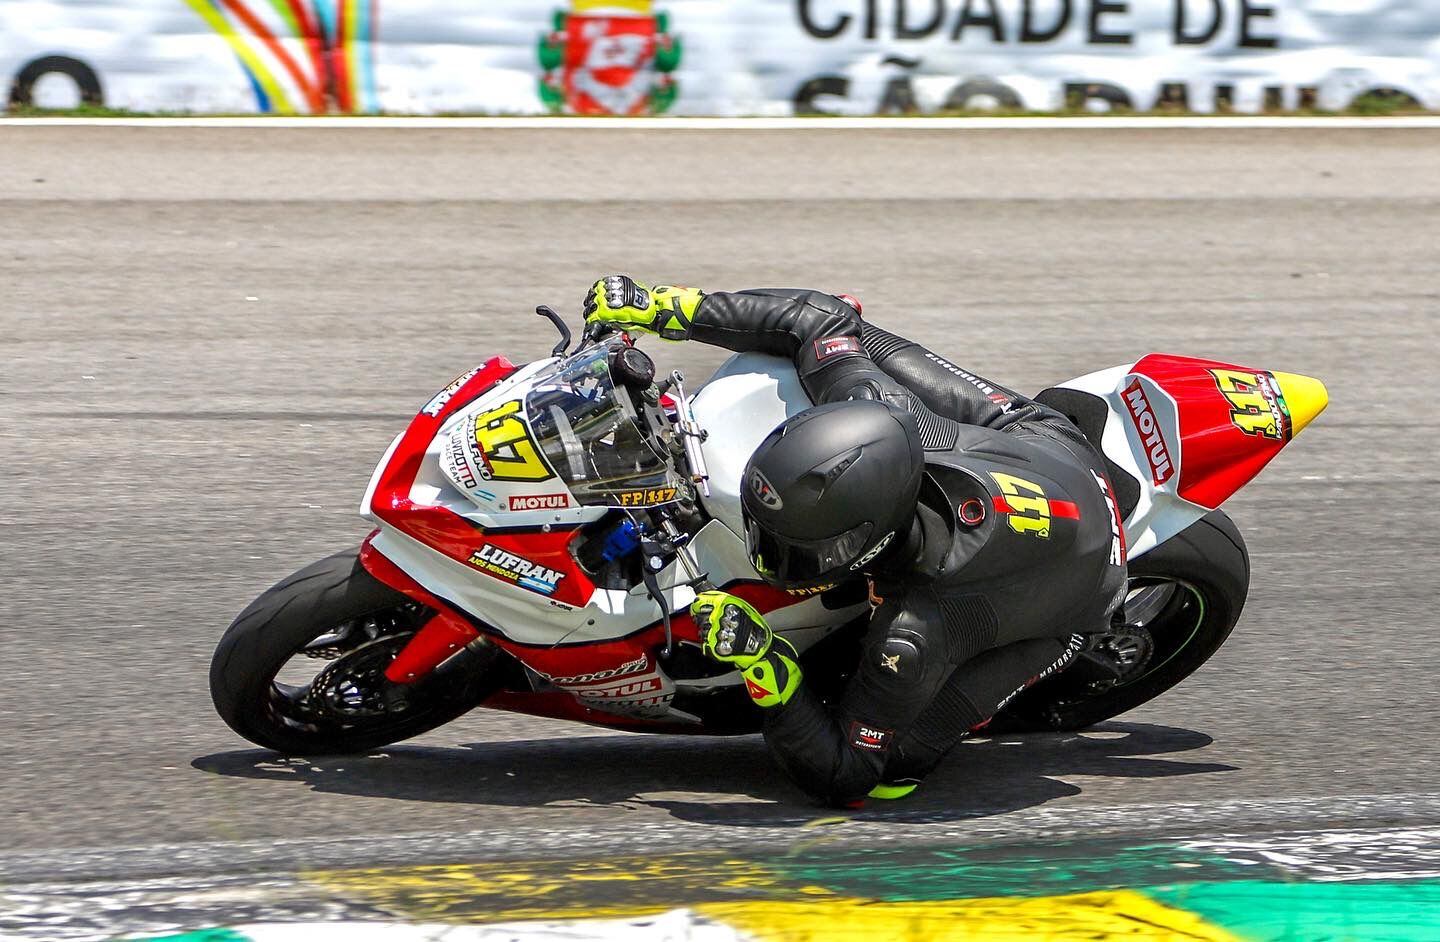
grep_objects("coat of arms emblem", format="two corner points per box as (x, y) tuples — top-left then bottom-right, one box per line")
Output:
(539, 0), (681, 115)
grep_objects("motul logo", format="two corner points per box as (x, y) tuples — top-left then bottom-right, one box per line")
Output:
(1123, 381), (1175, 485)
(509, 493), (569, 511)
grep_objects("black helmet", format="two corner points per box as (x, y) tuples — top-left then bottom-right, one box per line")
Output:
(741, 400), (924, 588)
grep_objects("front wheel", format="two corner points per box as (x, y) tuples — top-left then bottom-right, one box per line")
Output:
(991, 510), (1250, 732)
(210, 549), (499, 754)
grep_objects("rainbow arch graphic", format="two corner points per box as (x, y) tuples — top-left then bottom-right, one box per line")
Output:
(180, 0), (379, 114)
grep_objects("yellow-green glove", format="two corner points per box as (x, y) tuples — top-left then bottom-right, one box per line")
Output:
(583, 275), (704, 341)
(691, 591), (801, 708)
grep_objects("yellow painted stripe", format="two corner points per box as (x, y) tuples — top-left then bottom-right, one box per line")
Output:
(702, 893), (1244, 941)
(180, 0), (296, 115)
(306, 854), (831, 922)
(306, 857), (1241, 940)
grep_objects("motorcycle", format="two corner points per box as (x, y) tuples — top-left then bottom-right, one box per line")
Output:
(210, 305), (1328, 754)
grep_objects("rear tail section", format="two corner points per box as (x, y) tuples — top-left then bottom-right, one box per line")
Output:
(1044, 354), (1328, 558)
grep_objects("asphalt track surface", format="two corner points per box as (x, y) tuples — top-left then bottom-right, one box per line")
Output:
(3, 126), (1439, 881)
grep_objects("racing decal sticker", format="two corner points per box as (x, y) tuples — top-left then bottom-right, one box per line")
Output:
(1091, 470), (1127, 567)
(509, 493), (571, 511)
(989, 472), (1079, 539)
(1122, 380), (1176, 485)
(1210, 369), (1292, 441)
(785, 583), (836, 597)
(445, 436), (478, 489)
(813, 336), (863, 362)
(848, 720), (894, 752)
(467, 544), (567, 595)
(540, 655), (675, 718)
(617, 486), (679, 507)
(749, 469), (783, 509)
(471, 400), (555, 482)
(422, 367), (482, 418)
(541, 654), (648, 688)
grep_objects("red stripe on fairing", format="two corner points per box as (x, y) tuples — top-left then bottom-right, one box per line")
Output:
(361, 355), (823, 710)
(992, 496), (1012, 513)
(366, 356), (600, 610)
(1050, 500), (1081, 519)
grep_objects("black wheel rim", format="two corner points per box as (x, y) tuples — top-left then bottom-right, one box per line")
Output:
(1113, 577), (1207, 687)
(263, 602), (450, 740)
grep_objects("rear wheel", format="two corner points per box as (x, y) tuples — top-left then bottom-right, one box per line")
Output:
(991, 510), (1250, 732)
(210, 548), (499, 754)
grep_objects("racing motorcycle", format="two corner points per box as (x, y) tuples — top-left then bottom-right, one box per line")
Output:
(210, 305), (1328, 754)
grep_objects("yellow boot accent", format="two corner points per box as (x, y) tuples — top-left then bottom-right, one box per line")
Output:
(868, 782), (918, 800)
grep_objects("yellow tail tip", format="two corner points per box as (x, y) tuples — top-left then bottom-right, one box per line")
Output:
(1272, 371), (1329, 436)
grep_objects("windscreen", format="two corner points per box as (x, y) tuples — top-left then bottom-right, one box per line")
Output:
(525, 343), (685, 507)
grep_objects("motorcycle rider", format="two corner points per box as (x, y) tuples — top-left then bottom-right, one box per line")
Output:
(583, 276), (1129, 808)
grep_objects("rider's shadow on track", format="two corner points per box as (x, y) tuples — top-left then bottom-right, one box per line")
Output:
(193, 720), (1235, 825)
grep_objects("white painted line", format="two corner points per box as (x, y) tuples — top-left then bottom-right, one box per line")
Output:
(211, 914), (742, 942)
(5, 791), (1440, 882)
(2, 115), (1439, 130)
(1187, 826), (1440, 882)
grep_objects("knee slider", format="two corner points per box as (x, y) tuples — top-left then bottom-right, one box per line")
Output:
(872, 630), (926, 685)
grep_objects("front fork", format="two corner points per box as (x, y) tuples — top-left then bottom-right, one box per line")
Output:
(359, 533), (490, 687)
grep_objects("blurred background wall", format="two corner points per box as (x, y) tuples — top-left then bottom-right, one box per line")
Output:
(3, 0), (1439, 115)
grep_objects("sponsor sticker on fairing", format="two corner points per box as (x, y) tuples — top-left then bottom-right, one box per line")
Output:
(1122, 380), (1175, 485)
(422, 367), (482, 418)
(467, 544), (566, 596)
(508, 493), (570, 511)
(445, 435), (478, 489)
(542, 654), (649, 687)
(617, 487), (679, 507)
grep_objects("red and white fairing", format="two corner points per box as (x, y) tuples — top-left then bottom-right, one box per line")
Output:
(1053, 353), (1328, 556)
(357, 351), (866, 729)
(355, 345), (1324, 731)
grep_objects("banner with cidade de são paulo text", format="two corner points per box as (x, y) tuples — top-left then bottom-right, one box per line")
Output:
(3, 0), (1439, 116)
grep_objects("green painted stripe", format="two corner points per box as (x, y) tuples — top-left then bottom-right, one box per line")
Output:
(124, 930), (249, 942)
(1149, 880), (1440, 942)
(771, 839), (1267, 901)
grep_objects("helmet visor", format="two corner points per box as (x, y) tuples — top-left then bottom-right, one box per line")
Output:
(744, 514), (874, 587)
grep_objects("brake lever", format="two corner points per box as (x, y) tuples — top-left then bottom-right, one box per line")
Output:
(638, 519), (712, 659)
(534, 306), (572, 357)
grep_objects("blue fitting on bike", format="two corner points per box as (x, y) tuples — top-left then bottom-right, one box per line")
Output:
(601, 518), (642, 562)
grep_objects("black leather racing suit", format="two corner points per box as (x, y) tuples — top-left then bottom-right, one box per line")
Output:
(688, 289), (1129, 805)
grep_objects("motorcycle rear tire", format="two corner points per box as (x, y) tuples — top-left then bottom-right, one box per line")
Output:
(210, 548), (496, 755)
(988, 510), (1249, 733)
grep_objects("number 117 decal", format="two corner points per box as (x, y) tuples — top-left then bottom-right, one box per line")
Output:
(470, 400), (554, 482)
(1210, 369), (1292, 442)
